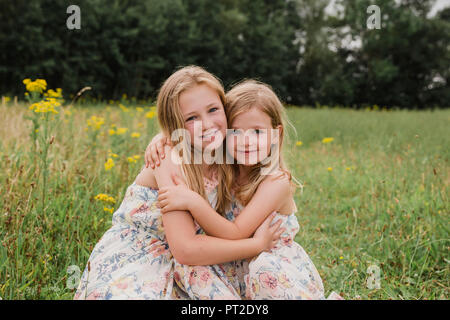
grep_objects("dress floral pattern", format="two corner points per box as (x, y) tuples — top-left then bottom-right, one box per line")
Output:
(74, 172), (242, 300)
(228, 201), (343, 300)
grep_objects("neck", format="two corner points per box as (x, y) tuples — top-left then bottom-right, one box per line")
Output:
(237, 165), (252, 183)
(202, 163), (215, 179)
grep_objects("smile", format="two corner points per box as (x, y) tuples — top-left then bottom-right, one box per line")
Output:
(201, 129), (219, 140)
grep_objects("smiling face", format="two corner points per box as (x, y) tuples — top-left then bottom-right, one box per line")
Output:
(179, 84), (227, 151)
(227, 107), (280, 166)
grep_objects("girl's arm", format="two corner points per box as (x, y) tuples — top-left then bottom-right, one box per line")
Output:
(158, 172), (291, 240)
(149, 145), (283, 265)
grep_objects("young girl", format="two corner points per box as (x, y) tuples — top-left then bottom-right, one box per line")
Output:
(74, 67), (283, 300)
(153, 80), (343, 300)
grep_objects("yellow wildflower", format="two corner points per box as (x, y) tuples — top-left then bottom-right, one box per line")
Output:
(23, 78), (47, 93)
(145, 110), (156, 119)
(104, 158), (115, 171)
(322, 137), (334, 144)
(108, 129), (116, 136)
(44, 88), (63, 98)
(87, 116), (105, 130)
(346, 167), (350, 171)
(108, 150), (119, 158)
(296, 141), (303, 146)
(28, 99), (60, 114)
(104, 207), (114, 214)
(136, 107), (144, 112)
(131, 132), (141, 138)
(127, 155), (141, 163)
(119, 104), (129, 112)
(327, 167), (333, 172)
(116, 127), (128, 135)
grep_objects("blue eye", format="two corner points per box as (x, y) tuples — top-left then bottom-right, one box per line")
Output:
(209, 107), (218, 113)
(186, 116), (196, 122)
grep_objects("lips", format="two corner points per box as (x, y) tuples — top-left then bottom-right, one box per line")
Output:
(200, 129), (219, 140)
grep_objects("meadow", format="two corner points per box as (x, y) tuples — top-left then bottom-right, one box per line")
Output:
(0, 85), (448, 300)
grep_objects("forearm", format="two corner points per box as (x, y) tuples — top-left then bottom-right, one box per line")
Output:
(189, 196), (244, 240)
(180, 234), (263, 266)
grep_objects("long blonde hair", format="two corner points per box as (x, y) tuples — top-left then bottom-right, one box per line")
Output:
(157, 65), (233, 215)
(225, 79), (302, 206)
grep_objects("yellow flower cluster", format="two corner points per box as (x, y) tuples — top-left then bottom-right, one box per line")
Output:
(94, 193), (116, 203)
(108, 150), (119, 158)
(104, 207), (114, 214)
(131, 132), (141, 138)
(23, 78), (47, 93)
(109, 127), (128, 135)
(119, 104), (130, 112)
(29, 98), (61, 114)
(322, 137), (334, 144)
(145, 106), (157, 119)
(44, 88), (63, 99)
(127, 155), (141, 163)
(87, 115), (105, 130)
(104, 158), (115, 171)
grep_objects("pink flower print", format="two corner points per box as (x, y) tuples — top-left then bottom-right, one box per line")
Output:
(86, 289), (104, 300)
(151, 243), (167, 258)
(259, 272), (278, 290)
(198, 268), (212, 288)
(188, 269), (198, 287)
(281, 236), (293, 246)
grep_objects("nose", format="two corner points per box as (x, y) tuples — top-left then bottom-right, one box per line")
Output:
(202, 115), (214, 132)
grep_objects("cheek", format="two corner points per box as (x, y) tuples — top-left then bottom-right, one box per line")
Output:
(184, 123), (196, 143)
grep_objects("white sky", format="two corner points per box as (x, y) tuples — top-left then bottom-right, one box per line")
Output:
(324, 0), (450, 18)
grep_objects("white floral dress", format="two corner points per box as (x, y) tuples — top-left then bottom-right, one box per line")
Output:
(74, 173), (243, 300)
(229, 201), (343, 300)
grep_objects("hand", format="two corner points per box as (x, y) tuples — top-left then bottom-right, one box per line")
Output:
(156, 174), (197, 213)
(252, 213), (284, 252)
(145, 133), (171, 169)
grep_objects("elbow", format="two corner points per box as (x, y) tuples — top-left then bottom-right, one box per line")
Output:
(171, 240), (196, 265)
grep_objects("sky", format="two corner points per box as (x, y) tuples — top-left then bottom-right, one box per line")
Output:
(324, 0), (450, 18)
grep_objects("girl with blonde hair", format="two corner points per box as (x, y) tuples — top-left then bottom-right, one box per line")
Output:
(74, 67), (283, 300)
(153, 79), (343, 300)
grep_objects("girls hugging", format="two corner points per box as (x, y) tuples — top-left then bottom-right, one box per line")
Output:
(74, 65), (343, 300)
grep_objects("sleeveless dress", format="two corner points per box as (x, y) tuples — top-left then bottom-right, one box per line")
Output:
(228, 201), (343, 300)
(73, 172), (243, 300)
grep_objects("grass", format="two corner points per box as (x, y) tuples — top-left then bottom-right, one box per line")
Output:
(0, 100), (448, 300)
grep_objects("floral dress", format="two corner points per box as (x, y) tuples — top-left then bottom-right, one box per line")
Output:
(229, 201), (344, 300)
(74, 173), (243, 300)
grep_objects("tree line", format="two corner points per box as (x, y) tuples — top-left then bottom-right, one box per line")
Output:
(0, 0), (448, 108)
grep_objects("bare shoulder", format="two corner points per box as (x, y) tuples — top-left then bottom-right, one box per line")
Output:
(259, 169), (291, 191)
(153, 145), (183, 187)
(135, 165), (157, 188)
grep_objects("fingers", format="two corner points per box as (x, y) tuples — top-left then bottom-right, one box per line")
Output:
(157, 140), (165, 160)
(269, 218), (283, 231)
(262, 212), (276, 226)
(145, 143), (152, 168)
(150, 145), (159, 168)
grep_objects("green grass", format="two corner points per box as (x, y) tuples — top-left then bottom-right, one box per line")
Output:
(0, 102), (448, 299)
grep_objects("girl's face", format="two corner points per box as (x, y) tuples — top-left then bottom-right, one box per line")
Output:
(179, 84), (227, 151)
(227, 107), (280, 166)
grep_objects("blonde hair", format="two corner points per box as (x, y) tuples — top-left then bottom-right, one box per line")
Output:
(225, 79), (302, 206)
(157, 65), (233, 215)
